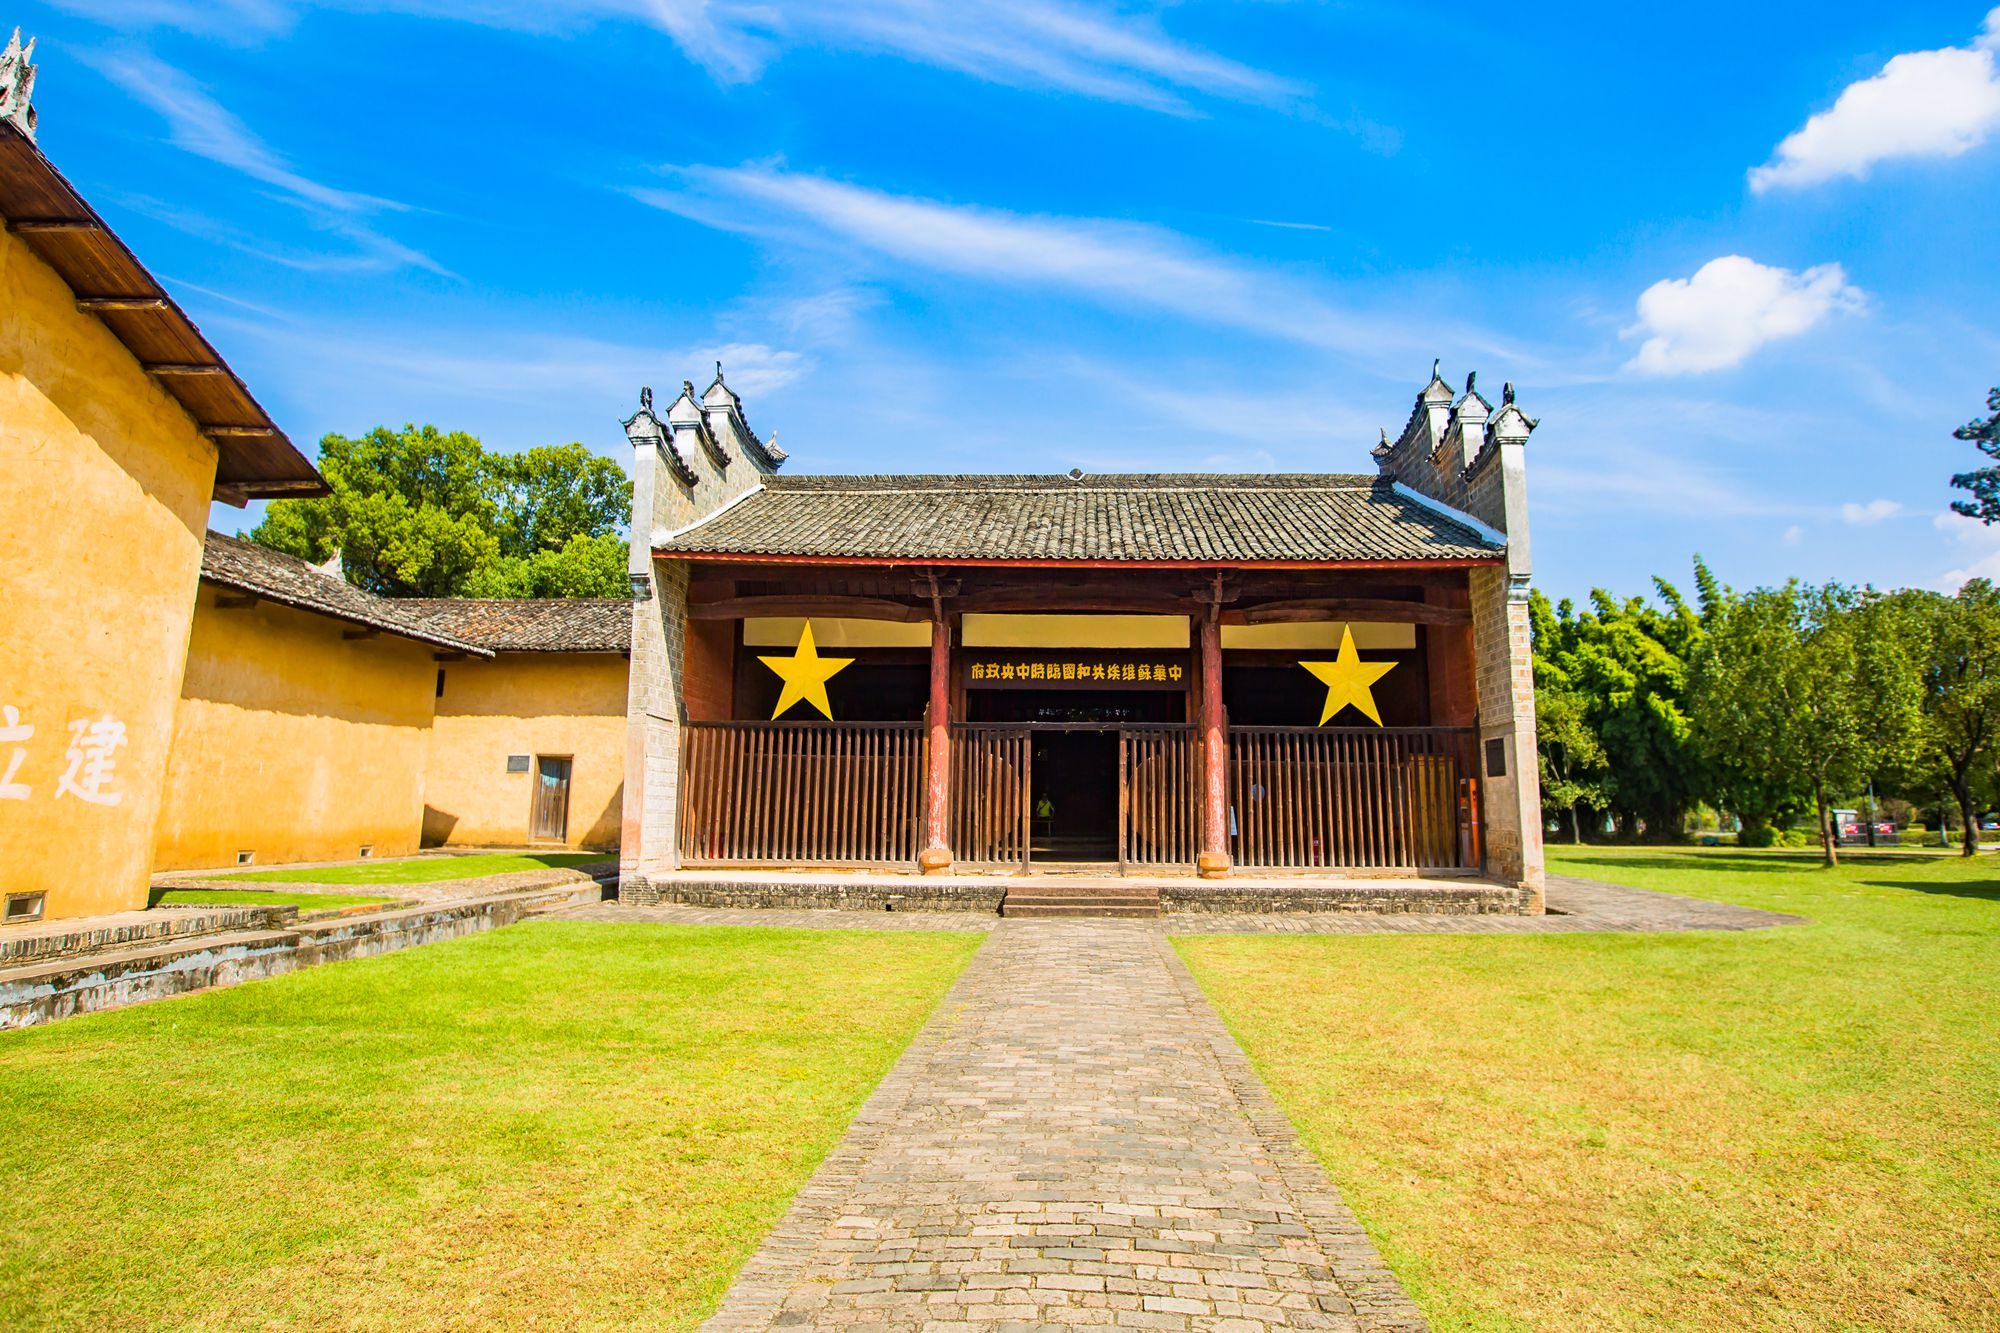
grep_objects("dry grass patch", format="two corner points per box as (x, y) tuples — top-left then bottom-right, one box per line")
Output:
(1177, 847), (2000, 1332)
(0, 920), (980, 1332)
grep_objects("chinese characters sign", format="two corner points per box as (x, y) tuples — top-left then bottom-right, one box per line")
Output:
(966, 654), (1188, 690)
(0, 705), (128, 806)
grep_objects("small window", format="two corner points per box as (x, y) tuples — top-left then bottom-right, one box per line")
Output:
(358, 845), (374, 859)
(506, 754), (531, 774)
(4, 892), (45, 924)
(236, 850), (255, 865)
(436, 668), (446, 698)
(1484, 737), (1508, 779)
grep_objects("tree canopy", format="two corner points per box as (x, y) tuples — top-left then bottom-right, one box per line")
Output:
(251, 427), (632, 598)
(1949, 386), (2000, 525)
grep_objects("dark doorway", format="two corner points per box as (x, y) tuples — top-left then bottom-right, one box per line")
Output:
(966, 690), (1187, 863)
(1030, 730), (1119, 861)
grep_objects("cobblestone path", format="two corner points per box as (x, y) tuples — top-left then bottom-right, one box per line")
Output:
(703, 922), (1423, 1332)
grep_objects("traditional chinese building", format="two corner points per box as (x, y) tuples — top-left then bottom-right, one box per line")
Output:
(152, 534), (631, 871)
(618, 365), (1545, 912)
(0, 35), (325, 922)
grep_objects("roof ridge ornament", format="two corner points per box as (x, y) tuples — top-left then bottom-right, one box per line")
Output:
(1, 28), (37, 142)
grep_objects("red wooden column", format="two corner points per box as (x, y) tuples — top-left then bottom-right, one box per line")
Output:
(1197, 610), (1231, 879)
(919, 613), (953, 873)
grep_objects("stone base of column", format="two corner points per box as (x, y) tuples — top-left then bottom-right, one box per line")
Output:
(1197, 851), (1231, 880)
(918, 846), (953, 876)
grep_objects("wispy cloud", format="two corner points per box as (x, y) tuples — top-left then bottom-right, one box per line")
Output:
(630, 163), (1467, 360)
(1622, 255), (1864, 376)
(1934, 509), (2000, 588)
(1749, 8), (2000, 192)
(55, 0), (1306, 116)
(84, 48), (444, 274)
(1840, 498), (1902, 524)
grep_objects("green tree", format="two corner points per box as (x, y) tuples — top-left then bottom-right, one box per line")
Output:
(1694, 582), (1919, 866)
(1880, 582), (2000, 856)
(251, 426), (631, 598)
(1531, 577), (1709, 839)
(1949, 385), (2000, 524)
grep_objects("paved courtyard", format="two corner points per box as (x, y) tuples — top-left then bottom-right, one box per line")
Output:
(559, 877), (1798, 1330)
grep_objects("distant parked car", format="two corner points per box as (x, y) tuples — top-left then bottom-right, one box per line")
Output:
(1831, 809), (1899, 847)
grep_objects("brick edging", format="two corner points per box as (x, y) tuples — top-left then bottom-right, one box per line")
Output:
(699, 931), (998, 1331)
(1154, 931), (1430, 1332)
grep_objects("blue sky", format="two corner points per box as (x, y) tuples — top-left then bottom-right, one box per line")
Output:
(14, 1), (2000, 601)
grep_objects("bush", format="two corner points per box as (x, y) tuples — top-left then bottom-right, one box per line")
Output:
(1738, 825), (1780, 849)
(1777, 828), (1813, 848)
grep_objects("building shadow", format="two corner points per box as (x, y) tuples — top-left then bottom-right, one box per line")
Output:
(1857, 878), (2000, 903)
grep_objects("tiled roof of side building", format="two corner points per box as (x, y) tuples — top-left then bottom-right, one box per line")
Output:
(395, 599), (632, 654)
(657, 473), (1503, 564)
(200, 533), (494, 656)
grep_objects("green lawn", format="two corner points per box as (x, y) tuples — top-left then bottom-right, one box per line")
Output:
(147, 888), (398, 912)
(1178, 846), (2000, 1333)
(0, 920), (980, 1332)
(223, 851), (605, 885)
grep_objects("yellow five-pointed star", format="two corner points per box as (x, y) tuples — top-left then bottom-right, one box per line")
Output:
(759, 621), (854, 720)
(1299, 626), (1398, 726)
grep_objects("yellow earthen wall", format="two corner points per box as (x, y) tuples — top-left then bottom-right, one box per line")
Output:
(0, 228), (218, 918)
(423, 654), (626, 851)
(152, 588), (437, 871)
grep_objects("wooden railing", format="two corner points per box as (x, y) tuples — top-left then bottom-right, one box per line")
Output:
(679, 721), (924, 866)
(1228, 727), (1476, 871)
(1121, 726), (1199, 868)
(950, 725), (1031, 866)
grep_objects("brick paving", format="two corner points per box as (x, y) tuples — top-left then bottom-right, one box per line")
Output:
(701, 921), (1422, 1332)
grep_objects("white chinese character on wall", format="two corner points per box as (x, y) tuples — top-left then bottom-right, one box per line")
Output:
(57, 714), (126, 806)
(0, 705), (31, 801)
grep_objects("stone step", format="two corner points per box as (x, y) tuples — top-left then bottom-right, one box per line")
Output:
(1003, 895), (1160, 909)
(1001, 903), (1161, 919)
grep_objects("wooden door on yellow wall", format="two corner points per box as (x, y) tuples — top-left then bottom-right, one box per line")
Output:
(532, 756), (572, 841)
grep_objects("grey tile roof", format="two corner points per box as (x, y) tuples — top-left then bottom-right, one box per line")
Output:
(200, 533), (493, 655)
(396, 599), (632, 653)
(658, 474), (1503, 564)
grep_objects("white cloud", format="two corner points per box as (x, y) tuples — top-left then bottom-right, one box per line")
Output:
(1749, 10), (2000, 191)
(86, 49), (446, 274)
(1623, 256), (1864, 376)
(1783, 524), (1804, 545)
(631, 164), (1433, 357)
(89, 49), (392, 213)
(1841, 498), (1902, 524)
(55, 0), (1304, 115)
(1937, 508), (2000, 586)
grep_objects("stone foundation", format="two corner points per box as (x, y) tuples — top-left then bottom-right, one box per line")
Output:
(0, 879), (608, 1030)
(1162, 880), (1529, 914)
(647, 874), (1006, 914)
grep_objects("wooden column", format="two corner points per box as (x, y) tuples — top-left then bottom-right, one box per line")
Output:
(1197, 610), (1231, 879)
(919, 613), (953, 873)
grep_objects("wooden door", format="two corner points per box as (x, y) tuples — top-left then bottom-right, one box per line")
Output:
(532, 756), (572, 841)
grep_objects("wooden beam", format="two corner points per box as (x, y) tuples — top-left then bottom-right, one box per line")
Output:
(142, 363), (227, 376)
(1227, 598), (1472, 627)
(952, 594), (1204, 616)
(342, 628), (381, 641)
(207, 425), (280, 438)
(214, 594), (259, 610)
(212, 483), (250, 509)
(686, 595), (927, 622)
(76, 296), (167, 312)
(6, 218), (95, 233)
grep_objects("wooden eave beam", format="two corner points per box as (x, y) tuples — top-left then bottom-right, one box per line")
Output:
(142, 363), (227, 376)
(214, 593), (259, 609)
(76, 296), (167, 312)
(686, 595), (929, 623)
(1225, 597), (1472, 626)
(5, 218), (94, 233)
